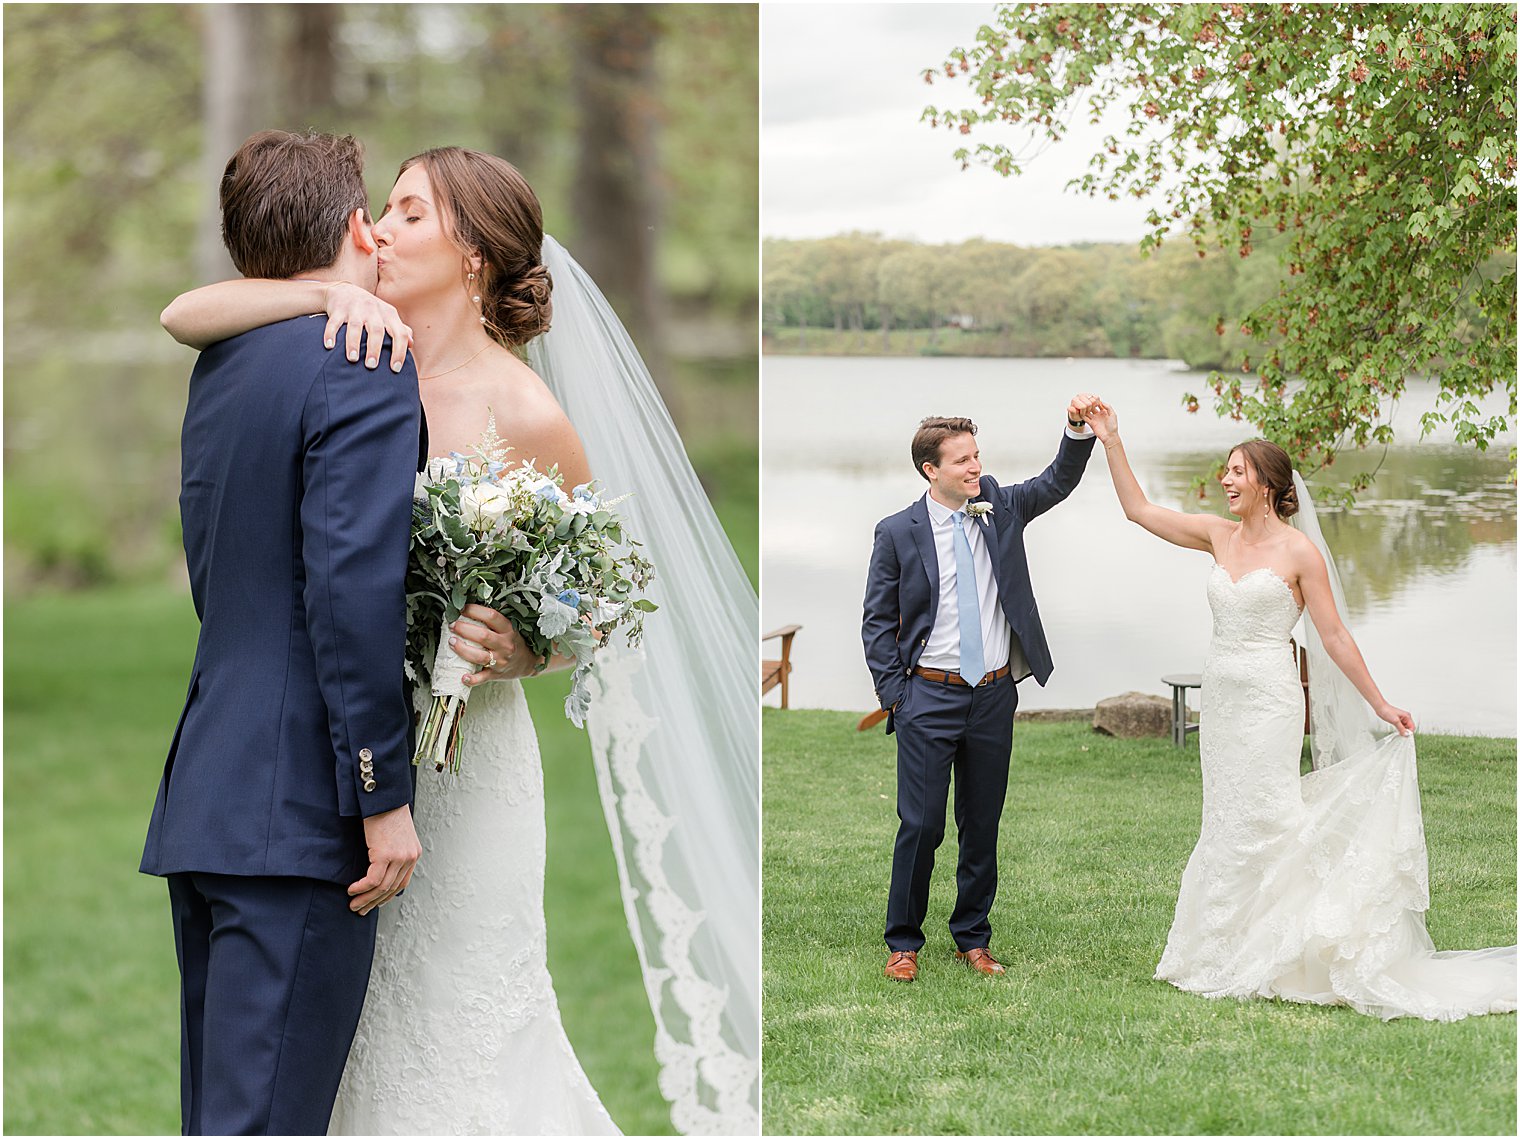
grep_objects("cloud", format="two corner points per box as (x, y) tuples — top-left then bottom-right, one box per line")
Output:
(762, 2), (1156, 246)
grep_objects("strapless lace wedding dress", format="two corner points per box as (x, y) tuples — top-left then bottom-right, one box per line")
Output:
(1154, 564), (1516, 1021)
(329, 679), (620, 1135)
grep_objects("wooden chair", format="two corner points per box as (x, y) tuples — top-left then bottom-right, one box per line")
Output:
(1160, 674), (1202, 748)
(762, 624), (802, 709)
(1292, 637), (1310, 734)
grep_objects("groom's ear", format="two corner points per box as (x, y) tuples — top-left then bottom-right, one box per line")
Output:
(347, 208), (377, 255)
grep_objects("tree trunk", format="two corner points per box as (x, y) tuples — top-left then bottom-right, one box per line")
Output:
(568, 5), (674, 410)
(281, 5), (340, 124)
(881, 307), (892, 352)
(197, 4), (275, 283)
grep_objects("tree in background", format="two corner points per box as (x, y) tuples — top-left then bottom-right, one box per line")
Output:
(3, 3), (757, 589)
(762, 232), (1234, 361)
(925, 2), (1516, 487)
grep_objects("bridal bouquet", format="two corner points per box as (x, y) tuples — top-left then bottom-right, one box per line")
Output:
(404, 434), (656, 773)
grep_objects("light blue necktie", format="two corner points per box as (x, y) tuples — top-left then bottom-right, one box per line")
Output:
(951, 510), (985, 686)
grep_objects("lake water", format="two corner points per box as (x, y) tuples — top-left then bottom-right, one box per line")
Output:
(761, 356), (1517, 737)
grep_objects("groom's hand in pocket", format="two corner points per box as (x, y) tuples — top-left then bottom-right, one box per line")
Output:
(350, 804), (422, 915)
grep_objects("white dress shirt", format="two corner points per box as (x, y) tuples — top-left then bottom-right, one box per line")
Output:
(919, 493), (1026, 677)
(917, 425), (1087, 679)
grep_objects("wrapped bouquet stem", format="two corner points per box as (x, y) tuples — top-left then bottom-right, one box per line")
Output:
(412, 614), (483, 773)
(405, 430), (655, 773)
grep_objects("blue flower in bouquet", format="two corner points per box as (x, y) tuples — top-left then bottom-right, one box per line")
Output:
(565, 484), (600, 516)
(557, 588), (581, 609)
(534, 481), (568, 506)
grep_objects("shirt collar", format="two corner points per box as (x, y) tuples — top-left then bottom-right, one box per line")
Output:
(923, 491), (964, 526)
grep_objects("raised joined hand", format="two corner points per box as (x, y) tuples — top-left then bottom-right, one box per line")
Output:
(322, 282), (413, 373)
(1083, 398), (1119, 443)
(1067, 392), (1103, 427)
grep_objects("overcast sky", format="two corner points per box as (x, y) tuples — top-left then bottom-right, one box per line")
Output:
(762, 2), (1156, 246)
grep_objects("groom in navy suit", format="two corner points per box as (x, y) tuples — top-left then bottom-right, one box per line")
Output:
(863, 402), (1099, 982)
(140, 131), (423, 1134)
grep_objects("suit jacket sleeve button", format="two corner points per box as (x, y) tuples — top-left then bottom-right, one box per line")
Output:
(363, 778), (377, 793)
(359, 748), (373, 761)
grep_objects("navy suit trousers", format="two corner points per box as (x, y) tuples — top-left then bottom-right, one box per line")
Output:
(167, 873), (377, 1135)
(885, 671), (1017, 952)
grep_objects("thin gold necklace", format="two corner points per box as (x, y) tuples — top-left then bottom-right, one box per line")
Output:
(420, 344), (491, 381)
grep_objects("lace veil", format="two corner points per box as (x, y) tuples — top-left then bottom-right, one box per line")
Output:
(526, 237), (759, 1134)
(1289, 470), (1382, 769)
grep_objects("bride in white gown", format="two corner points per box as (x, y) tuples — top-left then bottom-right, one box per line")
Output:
(331, 677), (617, 1134)
(162, 147), (759, 1133)
(1085, 405), (1515, 1021)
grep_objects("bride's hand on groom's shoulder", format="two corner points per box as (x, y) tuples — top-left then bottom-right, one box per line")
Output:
(321, 282), (413, 373)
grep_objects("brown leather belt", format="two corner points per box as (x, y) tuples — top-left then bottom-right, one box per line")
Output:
(912, 664), (1012, 688)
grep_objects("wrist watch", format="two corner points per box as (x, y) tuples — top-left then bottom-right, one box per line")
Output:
(1068, 416), (1086, 429)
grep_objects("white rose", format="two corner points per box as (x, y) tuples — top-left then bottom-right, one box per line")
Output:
(461, 482), (512, 530)
(474, 483), (513, 525)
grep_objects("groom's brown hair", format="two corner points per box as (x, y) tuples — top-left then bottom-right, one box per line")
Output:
(220, 130), (369, 279)
(911, 416), (978, 480)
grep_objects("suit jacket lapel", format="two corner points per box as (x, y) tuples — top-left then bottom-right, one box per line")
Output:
(975, 494), (1005, 601)
(908, 496), (939, 618)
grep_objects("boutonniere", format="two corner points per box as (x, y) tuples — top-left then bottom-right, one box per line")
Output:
(966, 501), (993, 520)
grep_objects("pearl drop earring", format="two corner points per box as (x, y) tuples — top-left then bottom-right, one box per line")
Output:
(468, 270), (485, 324)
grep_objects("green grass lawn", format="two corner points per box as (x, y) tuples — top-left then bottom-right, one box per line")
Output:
(762, 709), (1517, 1136)
(3, 586), (672, 1135)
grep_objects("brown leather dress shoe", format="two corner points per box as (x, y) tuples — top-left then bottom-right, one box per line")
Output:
(955, 947), (1006, 976)
(884, 949), (918, 982)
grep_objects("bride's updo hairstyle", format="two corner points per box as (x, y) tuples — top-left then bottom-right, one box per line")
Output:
(1228, 439), (1299, 519)
(398, 147), (552, 347)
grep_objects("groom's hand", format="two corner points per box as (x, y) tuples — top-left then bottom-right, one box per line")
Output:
(350, 804), (422, 915)
(1067, 392), (1102, 427)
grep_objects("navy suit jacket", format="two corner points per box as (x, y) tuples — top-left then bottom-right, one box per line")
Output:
(862, 430), (1096, 733)
(141, 316), (421, 886)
